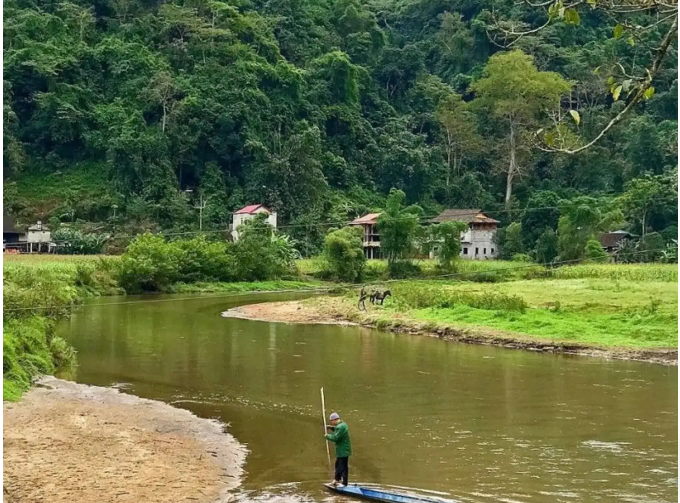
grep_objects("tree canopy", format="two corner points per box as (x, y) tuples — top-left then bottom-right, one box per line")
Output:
(3, 0), (677, 257)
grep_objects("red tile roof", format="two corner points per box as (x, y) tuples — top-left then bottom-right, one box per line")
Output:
(235, 204), (271, 215)
(350, 213), (381, 225)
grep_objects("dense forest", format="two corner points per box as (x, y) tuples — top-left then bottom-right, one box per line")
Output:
(3, 0), (678, 257)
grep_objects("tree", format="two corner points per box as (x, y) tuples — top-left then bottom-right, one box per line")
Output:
(521, 190), (561, 252)
(584, 238), (608, 263)
(432, 221), (468, 270)
(499, 222), (524, 259)
(619, 175), (670, 237)
(376, 188), (423, 264)
(487, 0), (678, 154)
(557, 197), (623, 261)
(471, 51), (571, 207)
(435, 93), (481, 188)
(323, 226), (366, 282)
(534, 228), (558, 264)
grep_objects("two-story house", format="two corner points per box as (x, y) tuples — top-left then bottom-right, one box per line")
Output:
(231, 204), (277, 241)
(349, 213), (382, 259)
(430, 209), (499, 260)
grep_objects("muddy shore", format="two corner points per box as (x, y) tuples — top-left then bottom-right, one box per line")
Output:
(3, 376), (246, 503)
(222, 300), (678, 366)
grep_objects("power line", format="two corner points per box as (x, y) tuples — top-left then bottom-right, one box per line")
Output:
(4, 248), (675, 313)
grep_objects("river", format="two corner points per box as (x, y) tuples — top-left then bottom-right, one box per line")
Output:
(57, 292), (678, 503)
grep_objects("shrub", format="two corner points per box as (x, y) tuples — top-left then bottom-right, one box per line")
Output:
(584, 238), (609, 263)
(233, 214), (298, 281)
(116, 233), (184, 293)
(388, 261), (422, 279)
(53, 227), (108, 254)
(323, 226), (366, 282)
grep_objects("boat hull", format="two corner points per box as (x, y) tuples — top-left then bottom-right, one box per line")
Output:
(324, 483), (451, 503)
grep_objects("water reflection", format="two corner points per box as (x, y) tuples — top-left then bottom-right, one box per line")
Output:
(58, 293), (678, 503)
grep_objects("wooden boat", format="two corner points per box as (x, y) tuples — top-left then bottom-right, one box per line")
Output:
(324, 483), (456, 503)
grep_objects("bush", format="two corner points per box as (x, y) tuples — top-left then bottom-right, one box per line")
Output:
(323, 226), (366, 282)
(233, 214), (299, 281)
(117, 233), (185, 292)
(584, 238), (609, 263)
(388, 261), (422, 279)
(512, 253), (532, 262)
(53, 227), (108, 254)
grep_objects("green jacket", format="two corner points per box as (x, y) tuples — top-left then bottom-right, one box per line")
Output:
(325, 421), (352, 457)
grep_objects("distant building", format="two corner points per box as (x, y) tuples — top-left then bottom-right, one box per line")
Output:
(231, 204), (277, 241)
(598, 230), (636, 254)
(3, 216), (52, 253)
(349, 213), (382, 259)
(430, 209), (499, 260)
(3, 215), (23, 249)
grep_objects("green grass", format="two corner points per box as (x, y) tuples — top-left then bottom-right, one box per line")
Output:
(406, 278), (677, 348)
(332, 270), (678, 349)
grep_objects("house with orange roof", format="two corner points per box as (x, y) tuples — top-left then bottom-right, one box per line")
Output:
(349, 213), (382, 259)
(430, 209), (499, 259)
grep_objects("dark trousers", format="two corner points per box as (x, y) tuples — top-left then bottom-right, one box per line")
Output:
(334, 456), (349, 485)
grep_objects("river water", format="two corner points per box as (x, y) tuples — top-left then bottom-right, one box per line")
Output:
(57, 292), (678, 503)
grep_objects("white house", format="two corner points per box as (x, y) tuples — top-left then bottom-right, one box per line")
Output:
(430, 209), (499, 260)
(3, 218), (52, 253)
(231, 204), (277, 241)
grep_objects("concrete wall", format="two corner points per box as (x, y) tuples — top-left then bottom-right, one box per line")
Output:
(26, 230), (51, 243)
(460, 228), (497, 260)
(231, 211), (277, 241)
(429, 227), (498, 260)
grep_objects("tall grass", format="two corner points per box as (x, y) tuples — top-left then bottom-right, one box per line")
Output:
(549, 264), (677, 282)
(384, 283), (528, 313)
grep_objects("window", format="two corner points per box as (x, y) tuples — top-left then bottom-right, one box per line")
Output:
(475, 247), (479, 255)
(491, 248), (495, 254)
(463, 247), (468, 255)
(483, 248), (487, 255)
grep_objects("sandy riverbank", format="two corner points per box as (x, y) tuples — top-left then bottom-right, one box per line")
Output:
(221, 299), (678, 366)
(3, 376), (246, 503)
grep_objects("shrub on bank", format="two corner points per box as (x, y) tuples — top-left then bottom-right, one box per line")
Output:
(323, 226), (366, 282)
(3, 265), (84, 401)
(117, 217), (299, 293)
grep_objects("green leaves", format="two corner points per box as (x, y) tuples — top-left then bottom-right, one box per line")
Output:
(569, 110), (580, 126)
(613, 24), (624, 39)
(644, 86), (655, 100)
(563, 8), (580, 25)
(612, 85), (623, 101)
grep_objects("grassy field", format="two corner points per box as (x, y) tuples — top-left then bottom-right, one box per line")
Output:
(318, 264), (678, 349)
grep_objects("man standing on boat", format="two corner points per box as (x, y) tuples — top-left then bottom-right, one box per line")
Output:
(325, 412), (352, 487)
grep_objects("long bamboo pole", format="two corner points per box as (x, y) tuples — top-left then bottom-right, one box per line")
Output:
(320, 387), (331, 470)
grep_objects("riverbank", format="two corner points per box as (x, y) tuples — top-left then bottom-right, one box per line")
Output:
(2, 252), (323, 400)
(3, 376), (246, 503)
(221, 292), (678, 365)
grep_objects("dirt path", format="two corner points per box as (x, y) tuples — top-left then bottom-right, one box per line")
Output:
(221, 300), (678, 366)
(3, 376), (246, 503)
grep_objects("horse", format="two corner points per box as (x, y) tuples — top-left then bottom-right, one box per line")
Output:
(372, 290), (391, 305)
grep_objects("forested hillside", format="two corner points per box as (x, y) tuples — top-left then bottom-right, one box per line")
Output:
(4, 0), (678, 256)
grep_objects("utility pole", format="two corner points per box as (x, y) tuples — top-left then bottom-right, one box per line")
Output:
(184, 189), (210, 231)
(194, 193), (209, 231)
